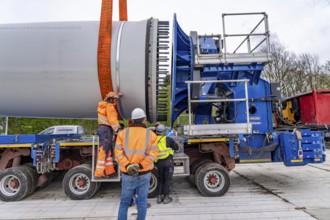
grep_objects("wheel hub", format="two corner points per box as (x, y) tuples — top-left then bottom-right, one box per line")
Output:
(9, 178), (19, 189)
(208, 174), (219, 185)
(203, 170), (226, 193)
(76, 177), (88, 189)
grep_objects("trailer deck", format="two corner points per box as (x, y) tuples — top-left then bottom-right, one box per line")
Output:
(0, 150), (328, 220)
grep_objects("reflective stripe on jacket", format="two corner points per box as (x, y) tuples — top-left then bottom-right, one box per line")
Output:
(97, 101), (120, 131)
(114, 127), (158, 173)
(155, 135), (174, 162)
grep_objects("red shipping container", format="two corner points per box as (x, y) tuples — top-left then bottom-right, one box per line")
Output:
(299, 89), (330, 125)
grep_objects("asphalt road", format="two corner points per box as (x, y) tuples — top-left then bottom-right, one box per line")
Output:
(0, 151), (329, 220)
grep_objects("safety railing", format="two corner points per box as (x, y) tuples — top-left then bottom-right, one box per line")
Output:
(91, 135), (121, 182)
(184, 79), (252, 136)
(222, 12), (270, 63)
(194, 12), (271, 65)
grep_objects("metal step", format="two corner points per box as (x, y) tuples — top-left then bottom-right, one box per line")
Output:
(91, 162), (122, 183)
(173, 153), (190, 177)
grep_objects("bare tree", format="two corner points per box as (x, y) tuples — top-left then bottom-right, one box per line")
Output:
(316, 61), (330, 89)
(261, 40), (330, 97)
(294, 53), (322, 93)
(324, 60), (330, 73)
(261, 41), (296, 96)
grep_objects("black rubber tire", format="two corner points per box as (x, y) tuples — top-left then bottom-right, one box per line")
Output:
(62, 164), (100, 200)
(13, 166), (34, 198)
(148, 167), (159, 198)
(190, 160), (214, 186)
(81, 164), (101, 197)
(190, 158), (214, 175)
(0, 167), (32, 201)
(19, 165), (38, 196)
(195, 163), (230, 197)
(16, 165), (38, 196)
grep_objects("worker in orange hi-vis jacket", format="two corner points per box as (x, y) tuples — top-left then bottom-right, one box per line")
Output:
(94, 91), (122, 178)
(115, 108), (159, 220)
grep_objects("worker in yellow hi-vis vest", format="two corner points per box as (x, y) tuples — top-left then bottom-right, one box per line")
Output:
(94, 91), (122, 178)
(155, 124), (179, 204)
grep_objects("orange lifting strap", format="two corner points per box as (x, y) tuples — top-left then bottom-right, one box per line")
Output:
(119, 0), (128, 21)
(97, 0), (127, 99)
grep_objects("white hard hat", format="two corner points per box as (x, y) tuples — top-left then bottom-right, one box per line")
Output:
(131, 108), (146, 120)
(156, 124), (166, 134)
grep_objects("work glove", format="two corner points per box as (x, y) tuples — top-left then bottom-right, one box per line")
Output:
(127, 164), (140, 176)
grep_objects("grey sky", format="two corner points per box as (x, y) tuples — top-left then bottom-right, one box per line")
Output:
(1, 0), (329, 63)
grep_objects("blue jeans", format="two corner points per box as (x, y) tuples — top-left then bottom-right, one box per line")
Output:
(118, 172), (151, 220)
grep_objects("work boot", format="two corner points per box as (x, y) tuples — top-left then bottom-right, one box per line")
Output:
(157, 195), (163, 204)
(163, 195), (173, 204)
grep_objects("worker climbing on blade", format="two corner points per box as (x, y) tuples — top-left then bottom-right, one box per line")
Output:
(115, 108), (158, 220)
(155, 124), (179, 204)
(94, 91), (122, 178)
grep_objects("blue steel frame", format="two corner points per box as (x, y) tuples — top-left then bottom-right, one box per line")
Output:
(171, 14), (193, 126)
(171, 15), (326, 165)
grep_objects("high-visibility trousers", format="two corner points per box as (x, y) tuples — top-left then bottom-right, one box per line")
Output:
(105, 151), (115, 175)
(94, 147), (115, 177)
(94, 125), (116, 177)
